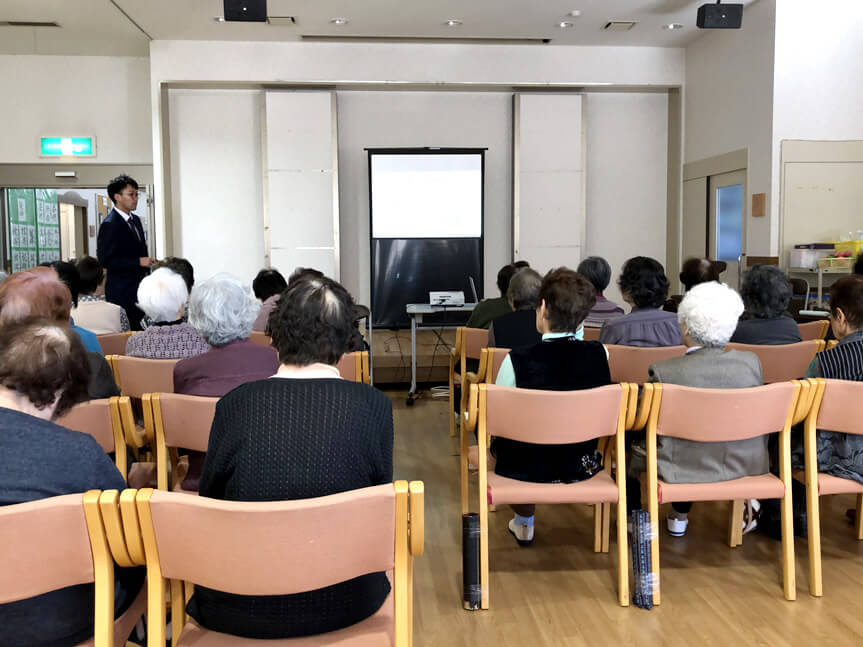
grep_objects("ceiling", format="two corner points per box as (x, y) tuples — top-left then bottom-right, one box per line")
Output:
(0, 0), (759, 56)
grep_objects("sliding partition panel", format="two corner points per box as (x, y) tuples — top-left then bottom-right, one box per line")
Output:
(265, 91), (339, 280)
(513, 94), (586, 274)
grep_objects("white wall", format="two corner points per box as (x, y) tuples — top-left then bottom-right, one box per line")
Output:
(684, 0), (776, 255)
(0, 55), (152, 164)
(585, 92), (669, 307)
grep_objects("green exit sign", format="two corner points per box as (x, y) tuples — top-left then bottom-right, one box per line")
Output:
(40, 136), (96, 157)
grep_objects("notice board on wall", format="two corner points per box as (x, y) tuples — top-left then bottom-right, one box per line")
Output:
(6, 189), (38, 272)
(35, 189), (60, 264)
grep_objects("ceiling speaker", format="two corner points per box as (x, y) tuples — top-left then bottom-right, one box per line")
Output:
(224, 0), (267, 22)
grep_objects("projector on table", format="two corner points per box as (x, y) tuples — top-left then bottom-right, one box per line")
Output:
(429, 291), (465, 307)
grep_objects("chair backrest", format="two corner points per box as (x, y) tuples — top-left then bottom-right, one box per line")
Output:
(336, 351), (367, 383)
(248, 331), (272, 348)
(812, 378), (863, 435)
(798, 320), (829, 341)
(97, 332), (133, 356)
(650, 381), (798, 442)
(462, 327), (489, 362)
(138, 485), (398, 595)
(582, 327), (601, 341)
(110, 355), (179, 397)
(480, 383), (627, 444)
(605, 344), (687, 383)
(725, 340), (824, 383)
(56, 398), (127, 480)
(486, 347), (511, 384)
(152, 393), (218, 453)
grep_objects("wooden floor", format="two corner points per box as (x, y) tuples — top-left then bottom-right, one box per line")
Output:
(389, 388), (863, 647)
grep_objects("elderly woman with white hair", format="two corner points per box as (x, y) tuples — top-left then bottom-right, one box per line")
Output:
(628, 281), (764, 537)
(174, 273), (278, 397)
(125, 267), (210, 359)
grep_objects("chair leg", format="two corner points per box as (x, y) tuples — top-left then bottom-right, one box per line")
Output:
(602, 503), (611, 553)
(479, 488), (490, 609)
(806, 487), (823, 597)
(856, 494), (863, 541)
(781, 491), (797, 601)
(647, 495), (661, 605)
(594, 504), (602, 553)
(728, 500), (744, 548)
(459, 448), (469, 516)
(617, 501), (629, 606)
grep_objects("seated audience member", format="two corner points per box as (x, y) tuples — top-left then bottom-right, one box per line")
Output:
(288, 266), (325, 286)
(251, 268), (287, 332)
(629, 282), (763, 537)
(577, 256), (625, 327)
(466, 263), (518, 329)
(0, 268), (119, 399)
(663, 257), (725, 313)
(0, 318), (143, 646)
(494, 268), (611, 545)
(731, 265), (802, 345)
(126, 267), (210, 359)
(488, 267), (543, 349)
(42, 260), (102, 354)
(188, 275), (393, 639)
(174, 273), (278, 397)
(156, 256), (195, 293)
(71, 256), (130, 334)
(599, 256), (682, 347)
(855, 253), (863, 275)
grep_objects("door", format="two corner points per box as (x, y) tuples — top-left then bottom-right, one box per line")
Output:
(709, 169), (746, 289)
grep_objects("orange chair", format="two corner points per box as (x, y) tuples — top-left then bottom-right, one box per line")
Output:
(56, 397), (128, 480)
(248, 331), (272, 348)
(108, 355), (179, 398)
(97, 332), (134, 356)
(145, 393), (219, 492)
(725, 340), (825, 383)
(796, 378), (863, 596)
(0, 492), (146, 647)
(605, 344), (687, 384)
(464, 383), (631, 608)
(129, 482), (423, 647)
(336, 350), (371, 384)
(448, 327), (489, 437)
(798, 320), (830, 341)
(582, 326), (601, 341)
(644, 381), (802, 603)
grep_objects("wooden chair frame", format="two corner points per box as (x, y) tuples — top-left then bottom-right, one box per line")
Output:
(58, 397), (128, 481)
(798, 320), (830, 342)
(337, 350), (371, 384)
(448, 327), (488, 437)
(96, 331), (134, 356)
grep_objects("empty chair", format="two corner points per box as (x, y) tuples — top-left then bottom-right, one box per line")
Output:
(725, 340), (825, 383)
(337, 350), (371, 384)
(448, 327), (488, 437)
(644, 381), (802, 603)
(605, 344), (687, 384)
(130, 482), (423, 645)
(56, 397), (128, 480)
(798, 320), (830, 341)
(97, 332), (133, 356)
(0, 492), (145, 647)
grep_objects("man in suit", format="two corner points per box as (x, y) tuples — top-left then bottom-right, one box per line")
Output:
(97, 175), (154, 330)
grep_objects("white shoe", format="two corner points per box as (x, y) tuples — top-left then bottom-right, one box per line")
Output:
(743, 499), (761, 535)
(666, 515), (688, 537)
(508, 518), (534, 546)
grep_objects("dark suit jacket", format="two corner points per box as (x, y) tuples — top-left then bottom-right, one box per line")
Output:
(97, 209), (149, 311)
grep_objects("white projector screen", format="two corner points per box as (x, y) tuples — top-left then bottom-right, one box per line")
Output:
(371, 153), (483, 238)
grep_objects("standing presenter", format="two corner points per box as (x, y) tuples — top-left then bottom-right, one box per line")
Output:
(97, 175), (154, 330)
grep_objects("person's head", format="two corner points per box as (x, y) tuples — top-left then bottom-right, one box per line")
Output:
(496, 264), (517, 297)
(188, 273), (259, 347)
(253, 268), (288, 302)
(854, 253), (863, 276)
(740, 265), (792, 319)
(679, 258), (723, 292)
(677, 281), (743, 348)
(107, 174), (139, 213)
(0, 267), (71, 325)
(0, 318), (90, 420)
(156, 257), (194, 293)
(136, 267), (188, 324)
(536, 267), (596, 335)
(513, 260), (530, 270)
(618, 256), (670, 309)
(75, 257), (104, 296)
(506, 268), (542, 311)
(42, 261), (80, 308)
(577, 256), (613, 295)
(828, 275), (863, 340)
(269, 275), (356, 366)
(288, 267), (325, 286)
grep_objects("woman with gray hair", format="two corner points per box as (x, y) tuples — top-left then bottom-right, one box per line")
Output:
(629, 281), (764, 537)
(488, 268), (543, 349)
(125, 267), (210, 359)
(730, 265), (802, 345)
(174, 273), (279, 397)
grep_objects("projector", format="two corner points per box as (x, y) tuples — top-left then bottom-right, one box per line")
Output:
(224, 0), (267, 22)
(430, 291), (465, 307)
(697, 3), (743, 29)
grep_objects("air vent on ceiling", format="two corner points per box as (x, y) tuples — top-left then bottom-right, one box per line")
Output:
(301, 35), (550, 45)
(603, 21), (637, 31)
(0, 20), (61, 28)
(267, 16), (296, 26)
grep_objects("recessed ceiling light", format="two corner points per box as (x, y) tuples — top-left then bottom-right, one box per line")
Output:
(558, 21), (574, 28)
(330, 18), (349, 25)
(568, 10), (582, 17)
(663, 23), (684, 30)
(214, 16), (225, 22)
(444, 19), (463, 27)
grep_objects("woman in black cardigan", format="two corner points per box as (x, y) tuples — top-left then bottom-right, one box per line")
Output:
(189, 275), (393, 640)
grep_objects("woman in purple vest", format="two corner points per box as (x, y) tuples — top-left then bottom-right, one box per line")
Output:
(494, 267), (611, 546)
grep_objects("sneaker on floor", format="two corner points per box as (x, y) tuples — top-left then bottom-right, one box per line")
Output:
(508, 518), (534, 546)
(666, 515), (688, 537)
